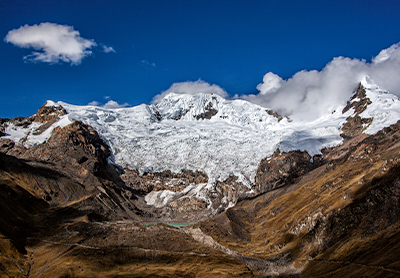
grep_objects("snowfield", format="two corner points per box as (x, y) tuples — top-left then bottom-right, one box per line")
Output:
(59, 93), (348, 187)
(3, 76), (400, 206)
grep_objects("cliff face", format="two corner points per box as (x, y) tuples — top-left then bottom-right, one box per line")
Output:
(0, 117), (152, 252)
(255, 149), (323, 193)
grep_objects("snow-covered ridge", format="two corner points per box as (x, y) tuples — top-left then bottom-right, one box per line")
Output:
(57, 92), (345, 186)
(2, 76), (400, 188)
(359, 76), (400, 134)
(2, 115), (71, 148)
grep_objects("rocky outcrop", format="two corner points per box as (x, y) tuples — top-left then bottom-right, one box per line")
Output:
(195, 101), (218, 120)
(341, 82), (373, 139)
(265, 109), (284, 122)
(3, 120), (113, 192)
(255, 149), (323, 193)
(121, 168), (208, 194)
(34, 103), (67, 123)
(0, 103), (67, 140)
(0, 138), (14, 153)
(0, 116), (144, 221)
(210, 176), (252, 211)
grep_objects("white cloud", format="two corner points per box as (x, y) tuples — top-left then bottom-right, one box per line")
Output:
(88, 100), (130, 109)
(152, 80), (229, 104)
(88, 101), (101, 106)
(4, 22), (96, 65)
(101, 44), (116, 53)
(256, 72), (283, 95)
(244, 42), (400, 121)
(103, 100), (130, 109)
(372, 43), (400, 64)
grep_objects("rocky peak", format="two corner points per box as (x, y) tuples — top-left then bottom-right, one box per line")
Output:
(0, 102), (66, 133)
(0, 118), (131, 208)
(34, 101), (67, 123)
(342, 82), (372, 115)
(341, 81), (373, 139)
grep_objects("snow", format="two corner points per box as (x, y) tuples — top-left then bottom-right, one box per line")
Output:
(58, 93), (348, 188)
(3, 75), (400, 208)
(45, 100), (61, 107)
(145, 190), (176, 207)
(3, 114), (71, 147)
(360, 76), (400, 134)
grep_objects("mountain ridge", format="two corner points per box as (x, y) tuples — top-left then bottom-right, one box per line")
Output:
(2, 76), (400, 219)
(2, 76), (400, 276)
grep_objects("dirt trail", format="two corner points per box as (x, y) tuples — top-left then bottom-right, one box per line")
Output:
(183, 227), (300, 276)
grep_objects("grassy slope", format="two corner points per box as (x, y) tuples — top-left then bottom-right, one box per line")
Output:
(197, 123), (400, 276)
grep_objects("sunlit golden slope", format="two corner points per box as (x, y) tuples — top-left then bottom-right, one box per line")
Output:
(196, 121), (400, 277)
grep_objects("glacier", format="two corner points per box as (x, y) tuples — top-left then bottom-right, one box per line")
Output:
(3, 76), (400, 208)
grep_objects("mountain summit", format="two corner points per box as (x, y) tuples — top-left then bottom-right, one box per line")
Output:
(2, 76), (400, 218)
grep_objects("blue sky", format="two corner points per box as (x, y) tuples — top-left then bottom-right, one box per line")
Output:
(2, 0), (400, 118)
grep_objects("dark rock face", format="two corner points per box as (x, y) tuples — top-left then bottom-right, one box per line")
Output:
(265, 109), (284, 122)
(2, 120), (113, 198)
(255, 149), (323, 193)
(0, 103), (67, 138)
(0, 119), (8, 137)
(341, 83), (373, 139)
(0, 117), (142, 219)
(195, 101), (218, 120)
(34, 103), (67, 123)
(0, 138), (14, 153)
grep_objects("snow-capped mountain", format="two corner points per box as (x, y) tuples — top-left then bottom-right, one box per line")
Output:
(52, 93), (343, 187)
(3, 76), (400, 213)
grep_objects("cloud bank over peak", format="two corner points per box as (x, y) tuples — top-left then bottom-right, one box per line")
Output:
(256, 72), (283, 95)
(372, 43), (400, 64)
(151, 80), (228, 104)
(5, 22), (99, 65)
(244, 42), (400, 121)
